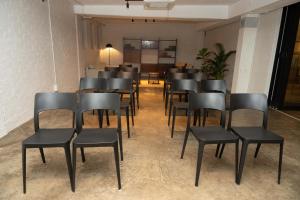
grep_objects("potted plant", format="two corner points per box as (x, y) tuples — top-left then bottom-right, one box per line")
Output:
(196, 43), (236, 80)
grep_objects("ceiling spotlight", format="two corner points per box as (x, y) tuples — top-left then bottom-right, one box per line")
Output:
(132, 18), (134, 22)
(153, 19), (155, 22)
(145, 19), (147, 22)
(126, 1), (129, 8)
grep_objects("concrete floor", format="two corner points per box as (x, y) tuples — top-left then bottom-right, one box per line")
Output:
(1, 85), (300, 199)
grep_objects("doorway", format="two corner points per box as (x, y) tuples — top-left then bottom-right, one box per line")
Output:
(268, 2), (300, 112)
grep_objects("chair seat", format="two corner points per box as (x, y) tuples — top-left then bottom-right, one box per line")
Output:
(74, 128), (118, 146)
(173, 102), (188, 109)
(190, 127), (238, 143)
(23, 129), (75, 147)
(231, 127), (283, 142)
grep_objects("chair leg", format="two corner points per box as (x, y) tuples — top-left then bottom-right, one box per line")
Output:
(80, 147), (86, 162)
(97, 110), (103, 128)
(132, 93), (136, 116)
(218, 144), (226, 159)
(278, 141), (284, 184)
(193, 111), (197, 126)
(202, 109), (207, 127)
(106, 110), (110, 127)
(130, 103), (134, 127)
(64, 145), (73, 190)
(82, 113), (84, 125)
(137, 90), (140, 109)
(163, 82), (166, 100)
(114, 143), (122, 189)
(72, 112), (75, 128)
(215, 144), (220, 157)
(171, 107), (176, 138)
(180, 129), (190, 159)
(126, 107), (130, 138)
(72, 145), (77, 192)
(195, 142), (205, 186)
(118, 131), (124, 161)
(198, 110), (201, 127)
(254, 143), (261, 158)
(22, 145), (26, 193)
(168, 103), (172, 126)
(237, 141), (248, 184)
(39, 147), (46, 163)
(235, 141), (239, 183)
(165, 91), (169, 116)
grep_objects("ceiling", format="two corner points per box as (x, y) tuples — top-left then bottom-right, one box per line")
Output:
(75, 0), (240, 6)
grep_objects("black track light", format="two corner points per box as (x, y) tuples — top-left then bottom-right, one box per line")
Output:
(132, 18), (134, 22)
(126, 1), (129, 8)
(153, 19), (155, 22)
(145, 19), (147, 22)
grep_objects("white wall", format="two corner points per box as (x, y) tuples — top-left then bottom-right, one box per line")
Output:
(50, 0), (79, 92)
(0, 0), (79, 138)
(99, 19), (204, 67)
(248, 9), (282, 94)
(203, 21), (240, 88)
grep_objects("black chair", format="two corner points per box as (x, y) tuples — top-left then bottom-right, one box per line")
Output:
(163, 68), (180, 100)
(105, 66), (120, 72)
(78, 77), (109, 128)
(164, 72), (188, 115)
(225, 93), (284, 184)
(98, 70), (117, 79)
(117, 71), (140, 112)
(168, 79), (198, 138)
(180, 93), (239, 186)
(72, 93), (122, 192)
(107, 78), (134, 138)
(200, 80), (228, 126)
(22, 93), (77, 193)
(119, 64), (132, 68)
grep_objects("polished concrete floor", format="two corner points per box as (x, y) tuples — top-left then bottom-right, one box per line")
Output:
(1, 85), (300, 199)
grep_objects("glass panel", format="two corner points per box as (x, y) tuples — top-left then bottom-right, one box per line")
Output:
(284, 20), (300, 107)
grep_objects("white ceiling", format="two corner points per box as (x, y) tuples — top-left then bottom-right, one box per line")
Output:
(76, 0), (240, 6)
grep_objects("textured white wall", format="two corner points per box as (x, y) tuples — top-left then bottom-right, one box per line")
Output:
(99, 20), (204, 67)
(0, 0), (79, 138)
(50, 0), (79, 92)
(0, 0), (54, 138)
(204, 21), (240, 88)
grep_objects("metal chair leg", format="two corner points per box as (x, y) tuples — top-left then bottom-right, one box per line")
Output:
(165, 91), (169, 116)
(130, 103), (134, 127)
(218, 144), (226, 158)
(168, 103), (172, 126)
(126, 107), (130, 138)
(80, 147), (86, 162)
(254, 143), (261, 158)
(215, 144), (220, 157)
(237, 141), (248, 184)
(235, 141), (239, 183)
(278, 141), (284, 184)
(97, 110), (103, 128)
(118, 131), (124, 161)
(64, 145), (73, 190)
(180, 129), (190, 159)
(171, 107), (176, 138)
(22, 145), (26, 193)
(195, 142), (205, 186)
(106, 110), (110, 126)
(114, 143), (122, 189)
(39, 147), (46, 163)
(72, 145), (76, 192)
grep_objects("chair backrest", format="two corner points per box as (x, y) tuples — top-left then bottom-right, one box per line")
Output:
(201, 80), (227, 94)
(189, 92), (226, 127)
(105, 66), (120, 72)
(106, 78), (133, 92)
(98, 71), (117, 79)
(34, 93), (77, 131)
(167, 72), (188, 82)
(228, 93), (269, 129)
(116, 71), (139, 82)
(188, 72), (203, 82)
(171, 79), (198, 93)
(79, 77), (106, 91)
(77, 93), (121, 133)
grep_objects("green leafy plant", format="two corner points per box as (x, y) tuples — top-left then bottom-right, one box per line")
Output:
(196, 43), (236, 80)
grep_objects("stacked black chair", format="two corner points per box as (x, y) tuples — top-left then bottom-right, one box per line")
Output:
(98, 70), (117, 79)
(180, 93), (239, 186)
(105, 66), (120, 73)
(106, 78), (134, 138)
(117, 71), (140, 112)
(163, 68), (180, 100)
(22, 93), (77, 193)
(224, 93), (284, 184)
(168, 79), (198, 138)
(164, 72), (188, 115)
(72, 93), (122, 191)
